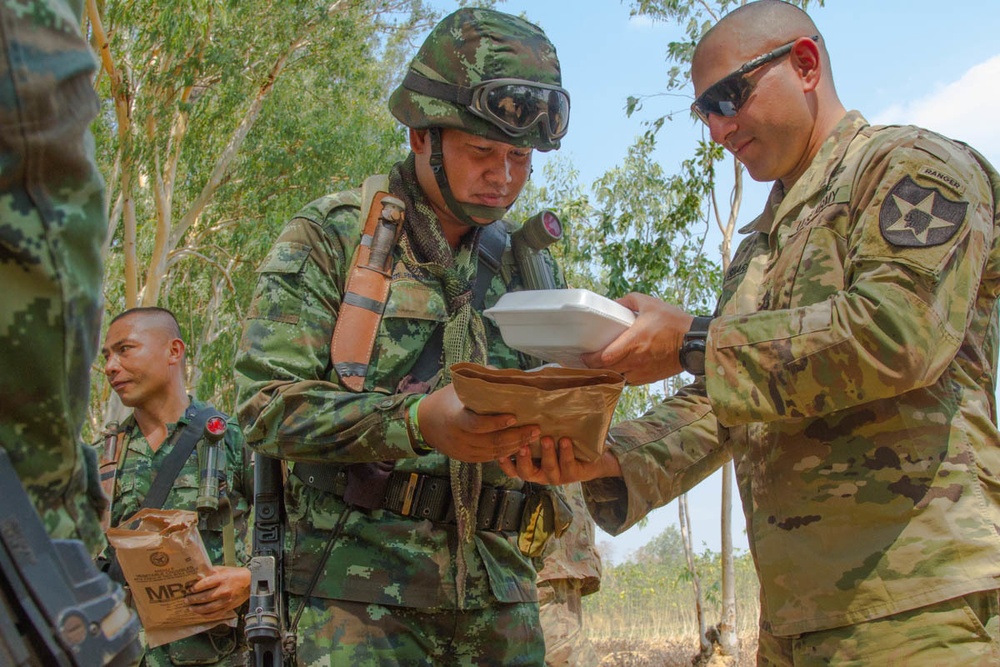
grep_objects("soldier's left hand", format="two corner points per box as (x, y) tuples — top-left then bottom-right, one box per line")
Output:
(498, 435), (621, 484)
(185, 565), (251, 615)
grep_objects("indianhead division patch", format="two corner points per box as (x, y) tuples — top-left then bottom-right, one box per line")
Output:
(879, 175), (968, 247)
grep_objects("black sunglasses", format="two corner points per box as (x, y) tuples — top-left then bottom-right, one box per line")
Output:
(691, 35), (820, 124)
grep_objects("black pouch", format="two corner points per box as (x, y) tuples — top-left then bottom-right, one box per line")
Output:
(167, 624), (241, 666)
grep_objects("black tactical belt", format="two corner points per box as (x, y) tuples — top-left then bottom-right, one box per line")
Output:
(292, 463), (525, 533)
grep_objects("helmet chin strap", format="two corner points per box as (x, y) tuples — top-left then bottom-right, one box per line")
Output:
(428, 128), (509, 227)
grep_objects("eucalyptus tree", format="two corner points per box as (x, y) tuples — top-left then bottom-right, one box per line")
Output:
(84, 0), (435, 432)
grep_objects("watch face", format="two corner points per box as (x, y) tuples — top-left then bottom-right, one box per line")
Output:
(680, 339), (707, 376)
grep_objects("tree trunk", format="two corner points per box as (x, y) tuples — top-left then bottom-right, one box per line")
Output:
(718, 460), (740, 656)
(679, 493), (711, 662)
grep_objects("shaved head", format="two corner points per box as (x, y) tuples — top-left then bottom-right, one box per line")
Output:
(691, 0), (845, 187)
(110, 307), (183, 342)
(696, 1), (821, 63)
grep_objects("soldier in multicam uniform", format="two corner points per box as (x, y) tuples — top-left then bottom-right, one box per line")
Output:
(235, 7), (573, 665)
(102, 308), (252, 666)
(0, 1), (141, 664)
(502, 1), (1000, 665)
(536, 483), (602, 667)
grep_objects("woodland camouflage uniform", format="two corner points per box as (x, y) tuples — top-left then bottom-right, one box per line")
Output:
(587, 112), (1000, 663)
(106, 400), (251, 666)
(236, 8), (571, 665)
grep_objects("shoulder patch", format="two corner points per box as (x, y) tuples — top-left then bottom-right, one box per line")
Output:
(879, 175), (968, 247)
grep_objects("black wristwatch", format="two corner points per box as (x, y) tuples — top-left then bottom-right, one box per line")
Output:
(679, 316), (713, 376)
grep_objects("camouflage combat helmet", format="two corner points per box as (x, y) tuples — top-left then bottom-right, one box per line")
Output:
(388, 7), (569, 152)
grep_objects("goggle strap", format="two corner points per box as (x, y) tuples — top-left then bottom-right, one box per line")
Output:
(403, 71), (474, 107)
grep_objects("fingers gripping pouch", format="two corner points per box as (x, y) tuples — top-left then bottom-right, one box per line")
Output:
(517, 485), (573, 557)
(449, 362), (625, 462)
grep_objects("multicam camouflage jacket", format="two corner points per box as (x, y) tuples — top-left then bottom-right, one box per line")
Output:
(108, 399), (252, 567)
(588, 111), (1000, 636)
(536, 482), (601, 595)
(235, 180), (564, 609)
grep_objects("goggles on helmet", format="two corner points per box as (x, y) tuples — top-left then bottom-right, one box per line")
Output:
(403, 70), (570, 141)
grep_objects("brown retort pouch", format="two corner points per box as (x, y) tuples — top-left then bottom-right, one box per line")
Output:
(106, 509), (237, 648)
(450, 362), (625, 462)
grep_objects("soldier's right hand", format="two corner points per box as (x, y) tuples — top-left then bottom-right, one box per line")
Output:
(417, 385), (541, 463)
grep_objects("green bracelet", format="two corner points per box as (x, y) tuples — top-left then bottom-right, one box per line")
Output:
(406, 397), (434, 455)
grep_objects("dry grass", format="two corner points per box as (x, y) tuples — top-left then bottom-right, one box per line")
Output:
(593, 634), (758, 667)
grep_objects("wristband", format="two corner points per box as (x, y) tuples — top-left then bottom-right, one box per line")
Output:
(406, 397), (434, 455)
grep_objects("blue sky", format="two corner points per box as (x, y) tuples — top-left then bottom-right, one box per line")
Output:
(426, 0), (1000, 563)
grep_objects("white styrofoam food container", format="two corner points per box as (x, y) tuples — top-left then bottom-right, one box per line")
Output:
(484, 289), (635, 368)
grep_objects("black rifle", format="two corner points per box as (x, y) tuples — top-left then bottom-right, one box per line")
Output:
(245, 452), (290, 667)
(0, 447), (142, 666)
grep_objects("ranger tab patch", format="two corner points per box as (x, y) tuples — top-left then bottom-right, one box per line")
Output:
(879, 175), (967, 247)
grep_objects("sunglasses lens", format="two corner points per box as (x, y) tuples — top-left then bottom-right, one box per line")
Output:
(693, 74), (751, 121)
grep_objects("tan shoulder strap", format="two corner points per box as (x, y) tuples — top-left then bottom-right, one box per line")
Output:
(98, 429), (127, 532)
(331, 176), (405, 391)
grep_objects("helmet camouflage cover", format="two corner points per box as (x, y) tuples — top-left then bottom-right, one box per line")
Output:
(388, 7), (565, 151)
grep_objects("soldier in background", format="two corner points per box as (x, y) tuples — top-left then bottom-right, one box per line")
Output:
(0, 1), (140, 664)
(236, 7), (572, 665)
(537, 482), (602, 667)
(102, 307), (252, 667)
(503, 1), (1000, 665)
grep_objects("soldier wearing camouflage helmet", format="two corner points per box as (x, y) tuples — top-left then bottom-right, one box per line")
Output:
(503, 1), (1000, 665)
(236, 7), (571, 664)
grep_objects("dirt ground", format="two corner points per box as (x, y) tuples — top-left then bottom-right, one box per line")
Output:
(594, 635), (758, 667)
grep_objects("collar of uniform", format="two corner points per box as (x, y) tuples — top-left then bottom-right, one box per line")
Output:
(177, 396), (202, 426)
(748, 111), (869, 237)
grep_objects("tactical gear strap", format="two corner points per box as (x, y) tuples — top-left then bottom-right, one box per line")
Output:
(142, 406), (224, 512)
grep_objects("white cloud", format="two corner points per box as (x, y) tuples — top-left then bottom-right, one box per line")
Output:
(872, 54), (1000, 168)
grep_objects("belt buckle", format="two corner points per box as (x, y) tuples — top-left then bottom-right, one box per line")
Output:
(488, 488), (516, 531)
(493, 489), (514, 530)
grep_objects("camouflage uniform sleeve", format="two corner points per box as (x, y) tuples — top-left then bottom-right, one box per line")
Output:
(583, 380), (728, 535)
(706, 133), (996, 427)
(234, 202), (415, 463)
(536, 482), (601, 593)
